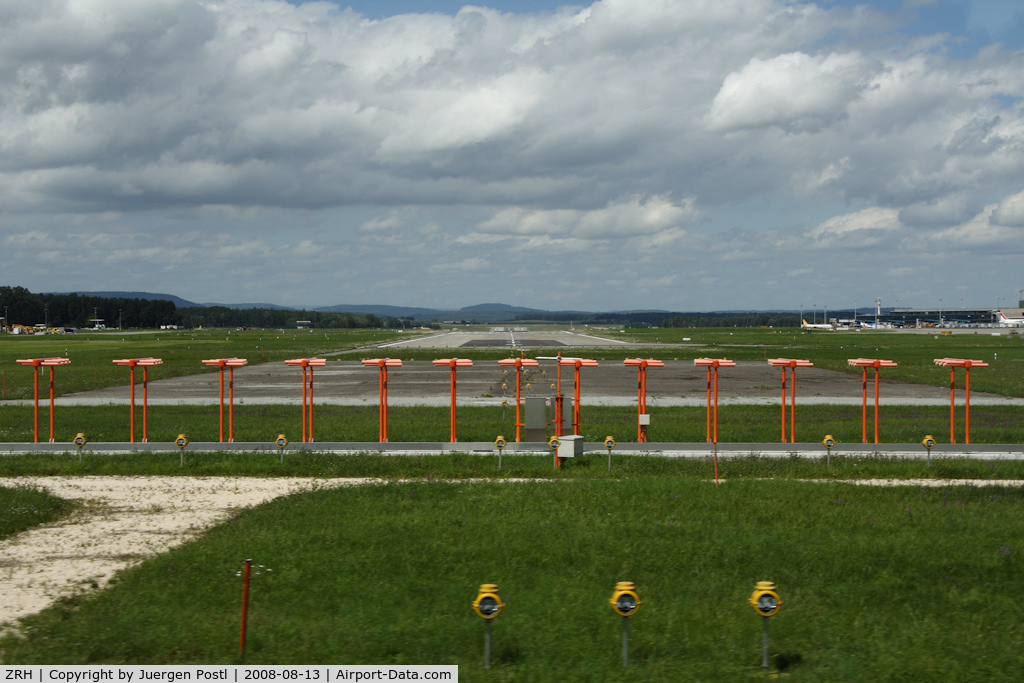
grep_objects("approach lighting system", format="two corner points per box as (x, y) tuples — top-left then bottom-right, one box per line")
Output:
(16, 357), (71, 443)
(472, 583), (504, 669)
(361, 358), (403, 442)
(112, 358), (163, 443)
(847, 359), (898, 444)
(610, 581), (641, 667)
(749, 581), (781, 618)
(498, 358), (539, 442)
(610, 581), (641, 617)
(749, 581), (782, 672)
(823, 435), (836, 466)
(694, 357), (735, 485)
(558, 358), (599, 437)
(768, 359), (814, 443)
(624, 359), (663, 442)
(922, 435), (936, 467)
(285, 358), (326, 442)
(201, 358), (248, 443)
(74, 433), (87, 462)
(934, 359), (988, 444)
(433, 358), (474, 442)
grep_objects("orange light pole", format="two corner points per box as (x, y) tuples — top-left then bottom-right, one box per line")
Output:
(847, 358), (898, 444)
(285, 358), (326, 442)
(624, 359), (664, 442)
(362, 358), (402, 442)
(202, 358), (248, 442)
(934, 358), (988, 444)
(16, 358), (70, 443)
(112, 358), (163, 442)
(433, 358), (473, 442)
(537, 354), (566, 438)
(556, 358), (598, 436)
(499, 357), (540, 442)
(767, 359), (813, 443)
(694, 358), (735, 444)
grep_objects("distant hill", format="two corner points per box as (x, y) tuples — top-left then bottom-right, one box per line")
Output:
(69, 291), (199, 308)
(201, 302), (296, 311)
(315, 304), (444, 318)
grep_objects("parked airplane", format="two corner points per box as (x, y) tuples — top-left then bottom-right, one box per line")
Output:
(801, 318), (834, 331)
(998, 311), (1024, 327)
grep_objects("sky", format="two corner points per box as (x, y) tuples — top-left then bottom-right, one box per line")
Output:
(2, 0), (1024, 311)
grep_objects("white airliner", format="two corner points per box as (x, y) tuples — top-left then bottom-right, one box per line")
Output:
(998, 311), (1024, 327)
(801, 318), (834, 331)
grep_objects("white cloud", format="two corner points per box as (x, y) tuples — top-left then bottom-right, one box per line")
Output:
(991, 188), (1024, 226)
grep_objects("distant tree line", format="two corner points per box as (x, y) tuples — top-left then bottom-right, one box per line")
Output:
(517, 311), (798, 328)
(0, 287), (438, 330)
(0, 286), (176, 329)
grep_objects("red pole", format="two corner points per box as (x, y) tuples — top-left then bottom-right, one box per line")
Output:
(450, 365), (457, 443)
(965, 366), (971, 444)
(790, 368), (796, 444)
(949, 367), (956, 444)
(573, 365), (582, 436)
(239, 559), (251, 656)
(143, 367), (149, 443)
(33, 366), (39, 443)
(713, 366), (719, 444)
(301, 365), (308, 443)
(705, 366), (711, 443)
(382, 366), (389, 443)
(515, 366), (522, 442)
(637, 366), (643, 443)
(861, 368), (868, 444)
(873, 367), (880, 445)
(780, 368), (786, 443)
(229, 366), (235, 443)
(308, 366), (314, 443)
(49, 366), (55, 443)
(219, 366), (225, 443)
(130, 366), (136, 443)
(378, 367), (384, 443)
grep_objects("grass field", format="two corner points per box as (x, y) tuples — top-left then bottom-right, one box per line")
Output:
(0, 485), (76, 540)
(0, 328), (407, 400)
(2, 403), (1023, 445)
(2, 475), (1023, 680)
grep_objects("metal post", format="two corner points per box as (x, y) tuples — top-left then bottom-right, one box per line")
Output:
(308, 365), (314, 443)
(762, 616), (769, 672)
(143, 367), (149, 443)
(780, 368), (787, 443)
(218, 366), (225, 443)
(965, 367), (971, 444)
(240, 559), (252, 656)
(949, 367), (956, 444)
(49, 366), (55, 443)
(790, 368), (796, 444)
(33, 365), (39, 443)
(515, 366), (522, 443)
(622, 616), (629, 667)
(874, 367), (880, 444)
(130, 365), (136, 443)
(484, 618), (491, 669)
(705, 367), (711, 443)
(302, 365), (308, 443)
(229, 366), (235, 443)
(861, 368), (867, 444)
(713, 366), (719, 444)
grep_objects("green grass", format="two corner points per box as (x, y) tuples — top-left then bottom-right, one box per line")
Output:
(0, 485), (76, 540)
(2, 403), (1023, 445)
(0, 328), (407, 400)
(608, 327), (1024, 397)
(1, 452), (1023, 481)
(2, 477), (1023, 680)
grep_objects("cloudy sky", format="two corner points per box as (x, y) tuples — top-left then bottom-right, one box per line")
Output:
(2, 0), (1023, 311)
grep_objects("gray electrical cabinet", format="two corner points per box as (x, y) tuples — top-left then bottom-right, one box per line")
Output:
(524, 397), (547, 442)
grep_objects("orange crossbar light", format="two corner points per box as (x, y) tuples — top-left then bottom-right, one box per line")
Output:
(362, 358), (403, 442)
(285, 358), (327, 443)
(624, 359), (664, 443)
(767, 359), (813, 444)
(558, 358), (598, 437)
(201, 358), (249, 442)
(112, 358), (163, 442)
(16, 358), (70, 443)
(934, 358), (988, 444)
(500, 358), (540, 442)
(847, 358), (897, 444)
(433, 359), (474, 443)
(694, 358), (735, 486)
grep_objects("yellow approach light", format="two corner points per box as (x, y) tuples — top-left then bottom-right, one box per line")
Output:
(472, 584), (504, 620)
(610, 581), (641, 617)
(749, 581), (781, 618)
